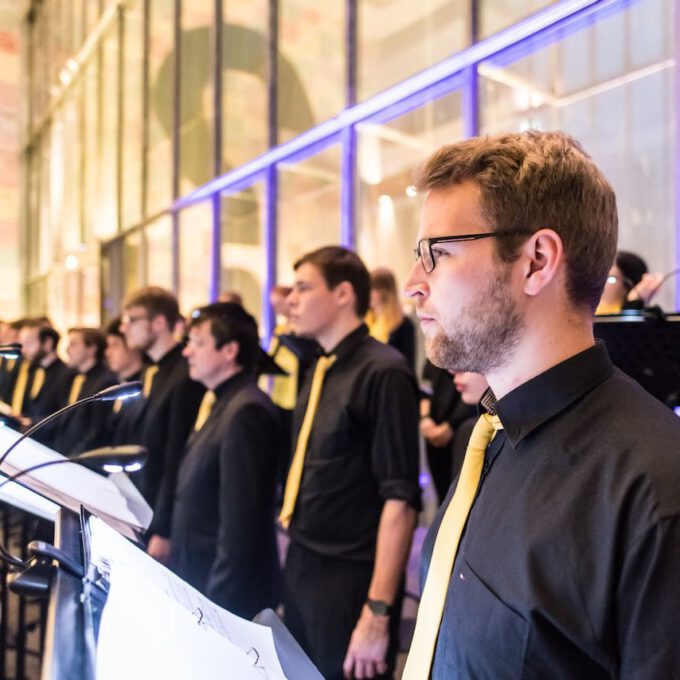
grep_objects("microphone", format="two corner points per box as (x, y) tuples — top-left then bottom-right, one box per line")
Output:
(0, 380), (143, 468)
(0, 445), (148, 575)
(0, 343), (22, 359)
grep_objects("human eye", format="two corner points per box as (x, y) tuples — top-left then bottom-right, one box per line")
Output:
(431, 246), (450, 262)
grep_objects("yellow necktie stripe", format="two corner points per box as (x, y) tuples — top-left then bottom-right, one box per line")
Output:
(30, 367), (46, 400)
(68, 374), (86, 405)
(11, 361), (30, 414)
(278, 354), (337, 529)
(142, 365), (159, 398)
(193, 390), (216, 431)
(402, 413), (503, 679)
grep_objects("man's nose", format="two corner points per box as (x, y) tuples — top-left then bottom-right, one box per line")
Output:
(404, 261), (428, 299)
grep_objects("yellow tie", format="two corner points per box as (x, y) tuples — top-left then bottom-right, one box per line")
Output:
(68, 374), (86, 405)
(112, 398), (123, 414)
(142, 365), (159, 398)
(11, 361), (30, 414)
(278, 354), (337, 529)
(402, 413), (504, 679)
(30, 367), (46, 400)
(193, 390), (216, 431)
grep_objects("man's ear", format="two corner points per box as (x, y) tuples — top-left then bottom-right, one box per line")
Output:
(521, 228), (564, 297)
(219, 339), (239, 364)
(333, 280), (357, 311)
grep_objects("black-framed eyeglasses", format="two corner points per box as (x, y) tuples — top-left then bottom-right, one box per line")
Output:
(414, 230), (533, 273)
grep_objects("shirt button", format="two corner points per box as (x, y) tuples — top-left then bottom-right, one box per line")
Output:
(459, 572), (465, 581)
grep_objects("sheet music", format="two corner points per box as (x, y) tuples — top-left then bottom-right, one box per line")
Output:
(89, 516), (288, 680)
(0, 427), (151, 537)
(96, 564), (265, 680)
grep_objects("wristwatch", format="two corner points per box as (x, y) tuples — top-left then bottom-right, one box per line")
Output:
(366, 598), (393, 616)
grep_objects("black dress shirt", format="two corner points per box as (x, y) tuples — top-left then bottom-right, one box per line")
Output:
(289, 323), (421, 562)
(422, 342), (680, 678)
(52, 362), (118, 456)
(117, 344), (205, 538)
(170, 371), (284, 618)
(24, 357), (75, 447)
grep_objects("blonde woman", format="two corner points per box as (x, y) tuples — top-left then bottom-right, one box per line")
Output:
(366, 267), (415, 371)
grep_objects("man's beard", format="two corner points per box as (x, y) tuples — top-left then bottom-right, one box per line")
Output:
(426, 268), (523, 374)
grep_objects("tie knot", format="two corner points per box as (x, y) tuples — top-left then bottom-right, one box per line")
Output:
(482, 412), (504, 431)
(317, 354), (337, 372)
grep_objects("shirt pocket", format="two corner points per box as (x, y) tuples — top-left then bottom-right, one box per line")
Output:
(445, 559), (530, 679)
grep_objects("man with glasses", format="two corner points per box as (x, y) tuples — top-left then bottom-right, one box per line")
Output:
(402, 131), (680, 679)
(120, 286), (204, 563)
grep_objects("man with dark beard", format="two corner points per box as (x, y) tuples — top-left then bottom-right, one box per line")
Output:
(402, 131), (680, 679)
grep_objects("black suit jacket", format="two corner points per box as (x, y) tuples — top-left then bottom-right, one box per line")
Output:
(115, 344), (204, 538)
(52, 362), (118, 456)
(170, 371), (284, 619)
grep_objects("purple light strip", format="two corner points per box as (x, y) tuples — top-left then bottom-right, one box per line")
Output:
(173, 0), (599, 211)
(340, 125), (356, 248)
(675, 0), (680, 310)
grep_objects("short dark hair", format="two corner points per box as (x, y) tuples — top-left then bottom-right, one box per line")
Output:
(414, 130), (618, 313)
(294, 246), (371, 317)
(39, 326), (60, 352)
(615, 251), (648, 293)
(188, 302), (259, 371)
(124, 286), (179, 329)
(105, 316), (124, 338)
(69, 327), (106, 362)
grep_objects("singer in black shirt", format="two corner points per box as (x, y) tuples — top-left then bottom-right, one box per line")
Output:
(283, 248), (420, 680)
(53, 329), (117, 456)
(422, 344), (680, 677)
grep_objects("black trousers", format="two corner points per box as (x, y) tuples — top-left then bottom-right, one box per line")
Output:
(284, 542), (402, 680)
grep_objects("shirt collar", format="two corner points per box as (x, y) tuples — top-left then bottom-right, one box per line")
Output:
(494, 341), (614, 447)
(213, 369), (253, 401)
(326, 323), (369, 363)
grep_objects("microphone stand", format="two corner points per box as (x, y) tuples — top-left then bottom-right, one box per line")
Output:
(0, 380), (143, 468)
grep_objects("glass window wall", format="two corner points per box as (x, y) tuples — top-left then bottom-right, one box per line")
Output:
(178, 202), (213, 314)
(277, 144), (342, 284)
(479, 0), (676, 308)
(220, 181), (266, 325)
(357, 0), (469, 101)
(278, 1), (345, 143)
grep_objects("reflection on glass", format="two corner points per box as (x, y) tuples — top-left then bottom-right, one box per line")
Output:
(358, 0), (468, 101)
(123, 231), (143, 297)
(223, 1), (269, 169)
(146, 215), (174, 290)
(122, 1), (144, 227)
(61, 88), (81, 253)
(220, 182), (265, 325)
(147, 0), (175, 213)
(277, 145), (341, 283)
(97, 24), (119, 239)
(278, 2), (345, 143)
(479, 0), (675, 307)
(179, 202), (213, 313)
(356, 92), (463, 287)
(479, 0), (557, 39)
(179, 0), (215, 196)
(83, 55), (100, 241)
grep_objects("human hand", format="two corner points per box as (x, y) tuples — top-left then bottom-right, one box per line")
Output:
(146, 535), (172, 564)
(419, 416), (436, 438)
(429, 422), (453, 448)
(629, 272), (663, 305)
(342, 605), (390, 679)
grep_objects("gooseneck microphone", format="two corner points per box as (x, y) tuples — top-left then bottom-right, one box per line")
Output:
(0, 343), (22, 359)
(0, 445), (148, 574)
(0, 380), (143, 468)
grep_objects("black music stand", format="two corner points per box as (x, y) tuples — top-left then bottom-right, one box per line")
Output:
(594, 310), (680, 409)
